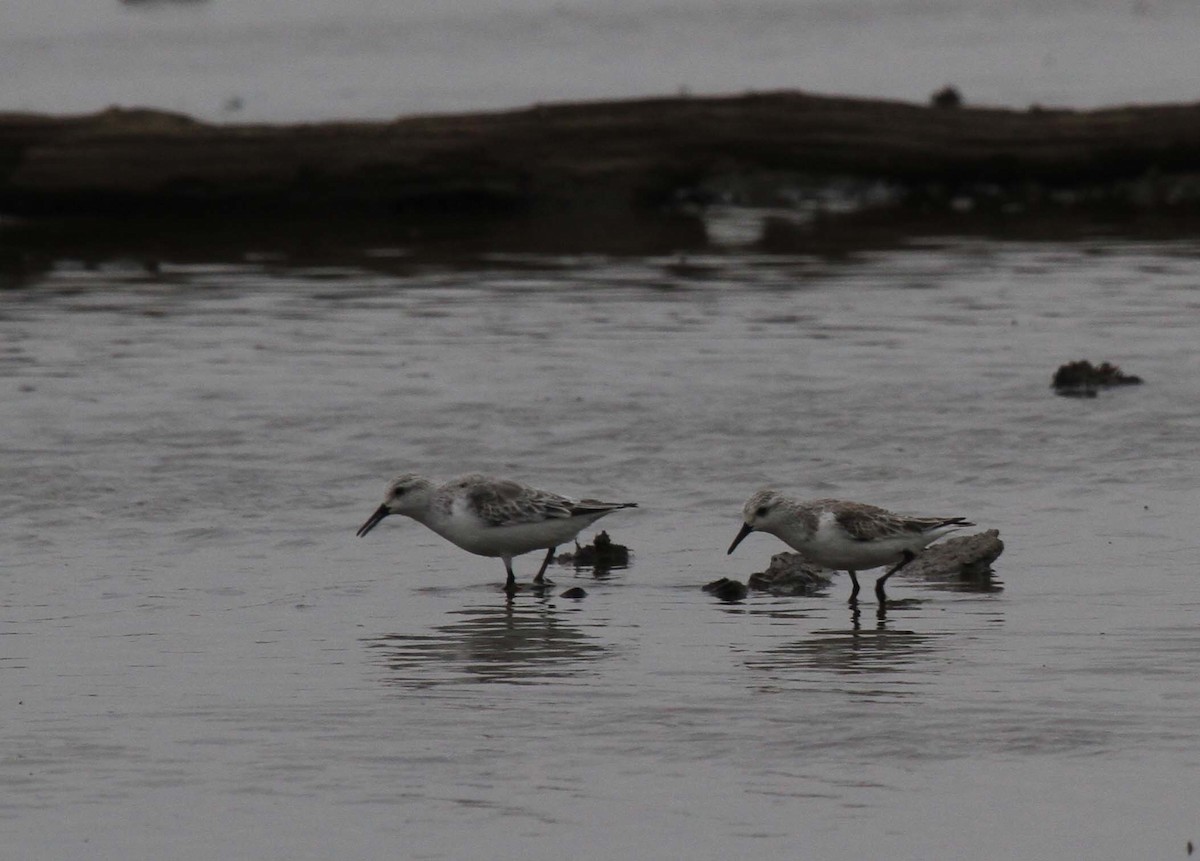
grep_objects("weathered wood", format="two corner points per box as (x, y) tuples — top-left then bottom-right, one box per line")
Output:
(3, 92), (1200, 219)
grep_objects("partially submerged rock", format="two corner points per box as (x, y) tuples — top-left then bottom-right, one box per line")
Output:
(556, 530), (631, 572)
(559, 586), (588, 599)
(702, 577), (749, 602)
(734, 531), (1003, 596)
(1052, 360), (1143, 397)
(747, 552), (833, 596)
(902, 530), (1005, 587)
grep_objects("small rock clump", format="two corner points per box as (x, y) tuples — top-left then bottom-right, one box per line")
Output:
(1052, 360), (1143, 397)
(747, 553), (832, 596)
(902, 530), (1005, 587)
(702, 577), (749, 602)
(556, 530), (631, 571)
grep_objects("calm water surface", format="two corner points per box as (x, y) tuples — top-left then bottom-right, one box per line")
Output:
(5, 0), (1200, 120)
(3, 240), (1200, 858)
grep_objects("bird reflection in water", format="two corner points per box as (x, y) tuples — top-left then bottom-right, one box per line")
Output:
(366, 599), (609, 688)
(746, 603), (944, 677)
(917, 567), (1003, 596)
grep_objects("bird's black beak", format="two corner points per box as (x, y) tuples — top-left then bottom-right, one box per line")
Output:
(356, 504), (391, 537)
(727, 522), (754, 555)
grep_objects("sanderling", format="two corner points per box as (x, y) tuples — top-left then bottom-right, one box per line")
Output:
(356, 473), (637, 591)
(727, 490), (972, 602)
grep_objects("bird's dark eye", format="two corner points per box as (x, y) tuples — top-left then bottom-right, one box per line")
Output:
(755, 506), (769, 517)
(394, 487), (406, 497)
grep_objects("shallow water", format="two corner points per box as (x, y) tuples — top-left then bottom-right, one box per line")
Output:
(5, 0), (1200, 120)
(3, 239), (1200, 858)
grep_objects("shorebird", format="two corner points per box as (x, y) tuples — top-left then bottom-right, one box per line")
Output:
(727, 490), (972, 602)
(356, 473), (637, 591)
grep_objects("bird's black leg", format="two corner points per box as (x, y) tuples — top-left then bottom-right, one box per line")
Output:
(875, 550), (916, 602)
(848, 570), (861, 604)
(533, 546), (556, 585)
(504, 558), (518, 593)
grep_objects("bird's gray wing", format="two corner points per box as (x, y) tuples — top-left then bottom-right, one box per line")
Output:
(468, 480), (574, 527)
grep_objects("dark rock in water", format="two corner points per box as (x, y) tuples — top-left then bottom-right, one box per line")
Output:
(555, 530), (630, 571)
(931, 86), (963, 109)
(702, 577), (749, 602)
(747, 553), (832, 596)
(1052, 360), (1143, 397)
(742, 534), (1002, 596)
(559, 586), (587, 599)
(903, 530), (1005, 590)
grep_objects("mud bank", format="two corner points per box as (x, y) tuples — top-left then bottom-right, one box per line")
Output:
(4, 92), (1200, 258)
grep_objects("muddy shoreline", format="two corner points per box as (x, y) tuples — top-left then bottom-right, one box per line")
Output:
(4, 91), (1200, 261)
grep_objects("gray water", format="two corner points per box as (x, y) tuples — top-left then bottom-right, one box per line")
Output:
(5, 0), (1200, 121)
(3, 239), (1199, 858)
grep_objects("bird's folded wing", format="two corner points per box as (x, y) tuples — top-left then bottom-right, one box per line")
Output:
(469, 481), (574, 527)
